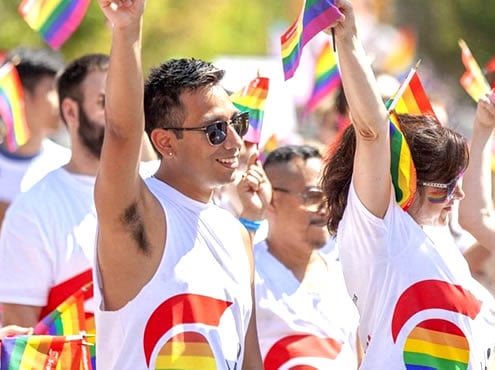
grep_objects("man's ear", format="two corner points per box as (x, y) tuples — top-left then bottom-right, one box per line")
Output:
(61, 98), (78, 128)
(150, 128), (176, 158)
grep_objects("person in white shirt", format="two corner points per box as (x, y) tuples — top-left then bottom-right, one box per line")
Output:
(0, 47), (69, 230)
(321, 0), (495, 368)
(0, 54), (109, 330)
(93, 1), (270, 369)
(254, 144), (361, 369)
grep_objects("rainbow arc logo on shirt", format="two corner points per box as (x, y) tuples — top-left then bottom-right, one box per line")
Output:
(391, 279), (482, 369)
(143, 293), (234, 369)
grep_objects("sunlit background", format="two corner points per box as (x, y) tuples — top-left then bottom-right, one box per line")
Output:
(1, 0), (494, 145)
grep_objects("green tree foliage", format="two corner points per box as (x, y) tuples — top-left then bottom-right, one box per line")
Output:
(0, 0), (290, 72)
(2, 1), (492, 79)
(395, 0), (494, 86)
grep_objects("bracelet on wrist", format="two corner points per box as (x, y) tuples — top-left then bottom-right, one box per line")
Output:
(239, 217), (262, 232)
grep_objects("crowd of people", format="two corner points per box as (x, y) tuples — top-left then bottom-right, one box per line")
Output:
(0, 0), (494, 368)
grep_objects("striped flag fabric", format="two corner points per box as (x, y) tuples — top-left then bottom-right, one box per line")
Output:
(18, 0), (91, 50)
(34, 283), (90, 336)
(458, 39), (490, 102)
(230, 76), (270, 144)
(387, 67), (437, 118)
(385, 66), (436, 210)
(0, 334), (90, 370)
(280, 0), (343, 80)
(305, 41), (341, 113)
(388, 111), (416, 211)
(259, 133), (280, 163)
(0, 63), (30, 152)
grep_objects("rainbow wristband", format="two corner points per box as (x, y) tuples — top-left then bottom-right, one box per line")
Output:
(239, 217), (262, 232)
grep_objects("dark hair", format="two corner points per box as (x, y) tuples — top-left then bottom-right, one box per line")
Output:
(7, 47), (64, 93)
(56, 54), (109, 125)
(143, 58), (224, 157)
(322, 114), (469, 235)
(263, 144), (322, 171)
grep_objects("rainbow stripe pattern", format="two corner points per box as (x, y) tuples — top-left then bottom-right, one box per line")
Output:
(34, 283), (89, 336)
(389, 70), (436, 117)
(18, 0), (90, 50)
(0, 63), (30, 152)
(403, 319), (469, 370)
(388, 112), (416, 210)
(154, 331), (216, 369)
(386, 67), (438, 210)
(458, 39), (490, 102)
(280, 0), (343, 80)
(305, 41), (341, 113)
(230, 76), (269, 144)
(0, 335), (89, 370)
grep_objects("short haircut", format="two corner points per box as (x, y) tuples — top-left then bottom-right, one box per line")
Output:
(143, 58), (224, 135)
(7, 47), (64, 93)
(263, 144), (322, 170)
(56, 54), (109, 124)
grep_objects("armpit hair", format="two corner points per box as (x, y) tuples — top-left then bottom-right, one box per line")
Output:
(121, 202), (150, 254)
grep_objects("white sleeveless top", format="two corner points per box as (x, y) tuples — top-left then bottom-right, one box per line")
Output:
(95, 178), (252, 370)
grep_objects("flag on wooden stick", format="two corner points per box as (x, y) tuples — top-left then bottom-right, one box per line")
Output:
(280, 0), (343, 80)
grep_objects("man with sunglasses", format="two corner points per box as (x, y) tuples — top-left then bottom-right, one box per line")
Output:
(95, 1), (268, 369)
(251, 145), (361, 368)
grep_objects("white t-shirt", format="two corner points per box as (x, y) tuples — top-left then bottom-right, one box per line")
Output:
(95, 178), (252, 370)
(338, 181), (495, 369)
(0, 139), (70, 203)
(0, 168), (95, 313)
(254, 241), (359, 370)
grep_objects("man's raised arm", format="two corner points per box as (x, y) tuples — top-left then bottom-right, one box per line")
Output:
(95, 0), (146, 220)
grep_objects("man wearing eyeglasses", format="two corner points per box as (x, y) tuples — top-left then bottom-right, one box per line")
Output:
(251, 145), (362, 369)
(95, 1), (268, 369)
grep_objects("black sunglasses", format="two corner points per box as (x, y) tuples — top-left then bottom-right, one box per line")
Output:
(164, 111), (249, 146)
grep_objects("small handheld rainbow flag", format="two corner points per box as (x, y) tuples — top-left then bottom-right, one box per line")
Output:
(0, 335), (91, 370)
(387, 63), (437, 118)
(18, 0), (91, 50)
(458, 39), (490, 102)
(305, 41), (341, 113)
(280, 0), (343, 80)
(385, 65), (436, 210)
(259, 133), (280, 163)
(34, 283), (90, 336)
(230, 76), (270, 144)
(0, 63), (30, 152)
(388, 111), (416, 210)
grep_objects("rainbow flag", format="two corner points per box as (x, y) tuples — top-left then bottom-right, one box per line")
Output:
(305, 41), (341, 113)
(0, 334), (90, 370)
(18, 0), (90, 50)
(388, 112), (416, 210)
(280, 0), (343, 80)
(34, 284), (88, 336)
(387, 68), (436, 118)
(458, 39), (490, 102)
(230, 76), (270, 144)
(259, 133), (280, 163)
(0, 63), (30, 152)
(385, 66), (436, 210)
